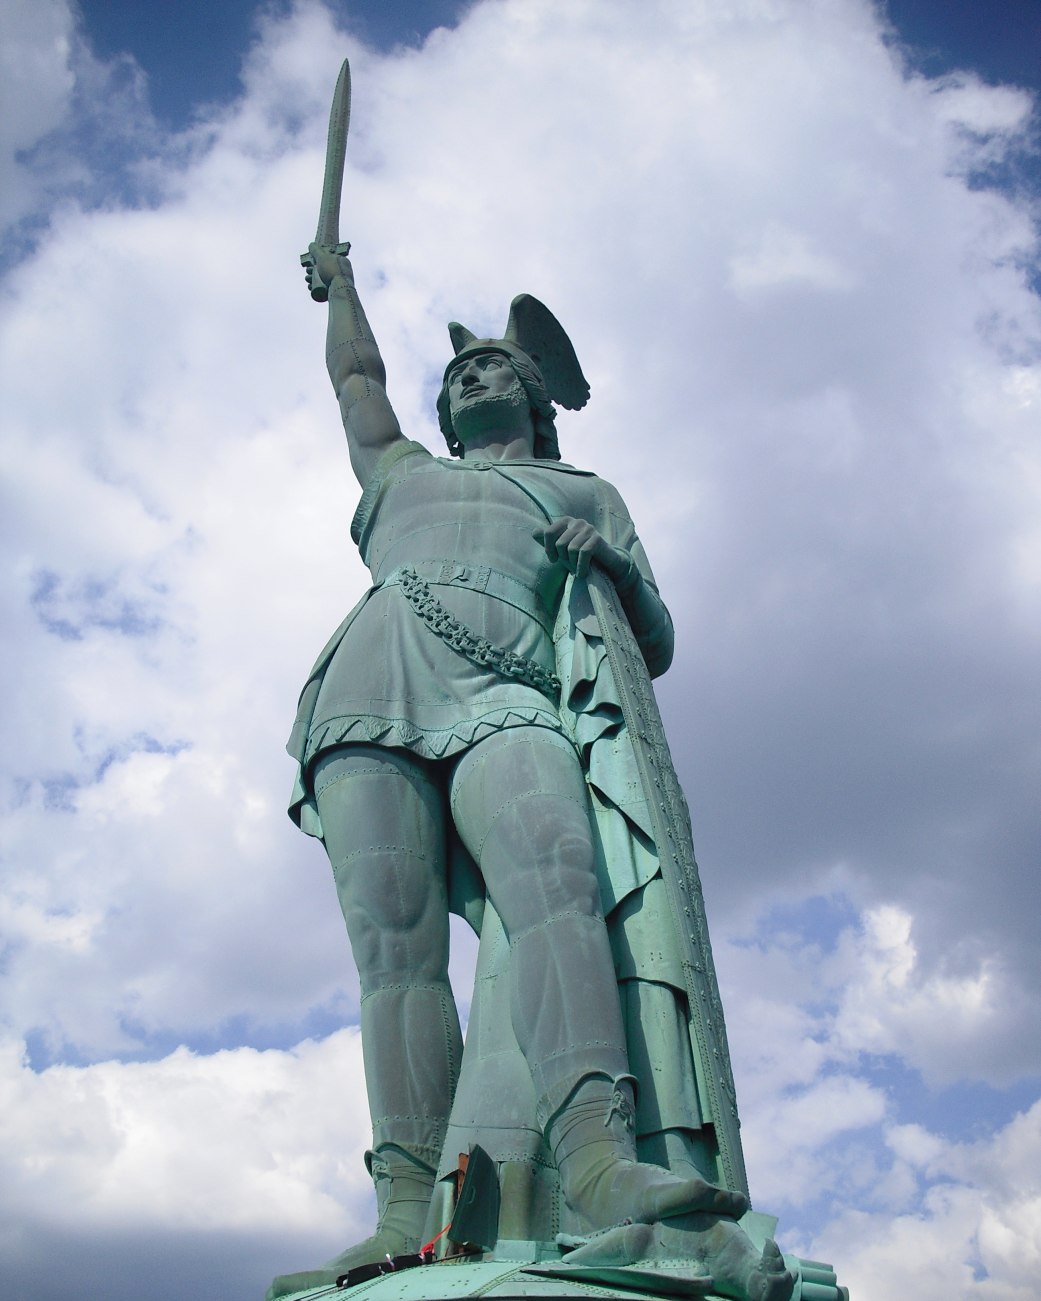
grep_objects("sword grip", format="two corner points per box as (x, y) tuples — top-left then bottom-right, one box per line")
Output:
(300, 241), (352, 304)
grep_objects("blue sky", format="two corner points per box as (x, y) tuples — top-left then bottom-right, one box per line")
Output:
(2, 2), (1040, 1299)
(886, 0), (1041, 92)
(74, 0), (1041, 128)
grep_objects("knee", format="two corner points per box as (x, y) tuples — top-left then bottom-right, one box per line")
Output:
(334, 849), (450, 986)
(481, 796), (603, 930)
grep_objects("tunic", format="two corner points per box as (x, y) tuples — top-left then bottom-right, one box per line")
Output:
(290, 439), (661, 825)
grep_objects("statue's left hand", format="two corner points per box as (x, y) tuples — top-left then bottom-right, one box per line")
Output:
(534, 517), (628, 581)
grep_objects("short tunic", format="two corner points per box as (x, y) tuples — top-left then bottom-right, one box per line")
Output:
(299, 440), (649, 773)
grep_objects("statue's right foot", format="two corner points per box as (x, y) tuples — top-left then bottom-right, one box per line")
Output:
(265, 1225), (422, 1300)
(266, 1145), (436, 1301)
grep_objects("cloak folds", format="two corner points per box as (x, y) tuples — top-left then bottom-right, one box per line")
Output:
(573, 566), (747, 1198)
(432, 565), (748, 1240)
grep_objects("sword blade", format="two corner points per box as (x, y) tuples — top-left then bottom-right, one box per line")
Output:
(315, 57), (352, 246)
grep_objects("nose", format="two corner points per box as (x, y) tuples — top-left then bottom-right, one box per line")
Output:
(459, 362), (480, 386)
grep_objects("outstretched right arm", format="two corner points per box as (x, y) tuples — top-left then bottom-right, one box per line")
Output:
(306, 243), (404, 489)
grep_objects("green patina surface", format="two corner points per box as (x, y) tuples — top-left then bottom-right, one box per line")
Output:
(271, 1241), (847, 1301)
(266, 59), (848, 1301)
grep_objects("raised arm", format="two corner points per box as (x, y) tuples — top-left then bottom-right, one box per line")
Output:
(305, 243), (405, 488)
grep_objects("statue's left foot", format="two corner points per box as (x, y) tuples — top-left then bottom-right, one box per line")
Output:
(568, 1155), (748, 1227)
(547, 1074), (747, 1231)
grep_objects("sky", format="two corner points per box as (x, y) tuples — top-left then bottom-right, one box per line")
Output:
(1, 1), (1039, 1298)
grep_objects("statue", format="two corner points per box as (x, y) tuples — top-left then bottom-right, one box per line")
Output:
(266, 60), (846, 1301)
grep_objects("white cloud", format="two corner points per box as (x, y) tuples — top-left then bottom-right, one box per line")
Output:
(827, 905), (1019, 1083)
(812, 1099), (1041, 1300)
(0, 0), (75, 229)
(720, 896), (1041, 1296)
(932, 73), (1033, 136)
(730, 223), (856, 293)
(1, 0), (1039, 1296)
(722, 895), (1036, 1121)
(0, 1031), (374, 1297)
(0, 1032), (370, 1231)
(0, 0), (160, 245)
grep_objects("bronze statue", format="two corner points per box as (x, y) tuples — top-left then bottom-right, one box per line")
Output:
(266, 58), (816, 1301)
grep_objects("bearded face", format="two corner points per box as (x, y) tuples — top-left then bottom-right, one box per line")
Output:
(445, 352), (531, 446)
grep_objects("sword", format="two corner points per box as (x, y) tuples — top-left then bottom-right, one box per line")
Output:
(300, 57), (352, 302)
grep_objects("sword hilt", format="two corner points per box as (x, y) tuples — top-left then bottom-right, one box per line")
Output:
(300, 240), (352, 303)
(304, 57), (351, 301)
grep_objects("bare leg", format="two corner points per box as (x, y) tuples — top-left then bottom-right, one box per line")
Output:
(449, 727), (746, 1231)
(268, 745), (461, 1300)
(321, 746), (460, 1170)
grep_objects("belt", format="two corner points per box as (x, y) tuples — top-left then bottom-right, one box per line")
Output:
(377, 561), (553, 635)
(384, 566), (561, 703)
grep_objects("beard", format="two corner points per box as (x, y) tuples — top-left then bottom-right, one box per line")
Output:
(451, 383), (531, 445)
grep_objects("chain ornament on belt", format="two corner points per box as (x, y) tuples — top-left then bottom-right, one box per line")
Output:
(397, 567), (561, 702)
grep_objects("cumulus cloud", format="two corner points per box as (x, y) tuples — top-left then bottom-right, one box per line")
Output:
(1, 0), (1039, 1296)
(720, 900), (1041, 1296)
(0, 0), (162, 248)
(0, 1031), (373, 1299)
(0, 0), (76, 231)
(811, 1099), (1041, 1300)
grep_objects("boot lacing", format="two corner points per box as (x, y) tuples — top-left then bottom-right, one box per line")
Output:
(605, 1086), (636, 1132)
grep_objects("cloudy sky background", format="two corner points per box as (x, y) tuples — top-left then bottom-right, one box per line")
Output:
(2, 1), (1040, 1298)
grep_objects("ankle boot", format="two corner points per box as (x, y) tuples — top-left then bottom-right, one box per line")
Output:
(546, 1074), (748, 1232)
(265, 1144), (437, 1299)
